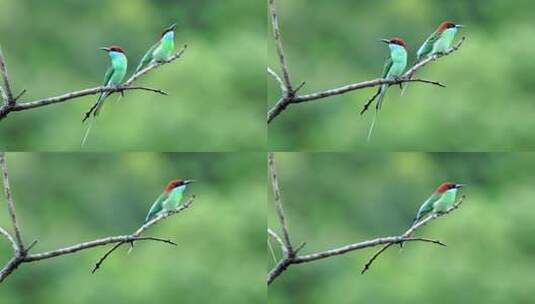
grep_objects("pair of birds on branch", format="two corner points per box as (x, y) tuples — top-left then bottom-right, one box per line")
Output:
(363, 21), (464, 141)
(81, 23), (178, 146)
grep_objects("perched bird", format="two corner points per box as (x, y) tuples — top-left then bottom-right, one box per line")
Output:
(362, 37), (408, 141)
(81, 46), (128, 146)
(144, 179), (195, 223)
(399, 182), (464, 248)
(411, 182), (464, 227)
(416, 21), (464, 62)
(134, 23), (177, 74)
(83, 46), (128, 121)
(402, 21), (464, 95)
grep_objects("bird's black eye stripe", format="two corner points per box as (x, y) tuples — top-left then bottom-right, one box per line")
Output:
(448, 23), (456, 28)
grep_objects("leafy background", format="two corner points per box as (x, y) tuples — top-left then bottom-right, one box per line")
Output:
(0, 0), (265, 151)
(1, 152), (265, 303)
(268, 152), (535, 303)
(268, 0), (535, 151)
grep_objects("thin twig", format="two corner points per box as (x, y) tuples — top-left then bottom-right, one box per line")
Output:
(13, 89), (26, 102)
(267, 68), (285, 94)
(88, 237), (176, 274)
(267, 228), (287, 254)
(91, 242), (123, 274)
(0, 225), (17, 252)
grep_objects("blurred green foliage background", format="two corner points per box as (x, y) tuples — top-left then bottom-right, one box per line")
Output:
(268, 0), (535, 151)
(0, 0), (265, 151)
(269, 152), (535, 303)
(1, 152), (265, 303)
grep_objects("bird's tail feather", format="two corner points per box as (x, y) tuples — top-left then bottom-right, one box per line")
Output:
(93, 92), (109, 117)
(366, 87), (386, 142)
(366, 109), (379, 142)
(81, 92), (110, 147)
(127, 242), (135, 254)
(376, 85), (386, 110)
(82, 93), (106, 122)
(80, 117), (95, 147)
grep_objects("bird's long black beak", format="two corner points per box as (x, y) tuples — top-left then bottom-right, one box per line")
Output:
(99, 47), (111, 52)
(184, 179), (196, 185)
(379, 38), (390, 44)
(456, 24), (465, 28)
(455, 184), (465, 188)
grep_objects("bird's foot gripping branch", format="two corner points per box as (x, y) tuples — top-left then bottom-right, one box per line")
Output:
(267, 152), (467, 285)
(266, 0), (466, 124)
(0, 152), (195, 283)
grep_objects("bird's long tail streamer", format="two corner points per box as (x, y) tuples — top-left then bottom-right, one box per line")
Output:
(127, 242), (135, 254)
(367, 109), (379, 142)
(81, 117), (95, 147)
(267, 238), (278, 263)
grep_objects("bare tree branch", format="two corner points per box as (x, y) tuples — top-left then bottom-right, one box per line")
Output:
(266, 152), (467, 285)
(0, 44), (187, 120)
(268, 152), (293, 253)
(0, 153), (195, 283)
(0, 46), (15, 105)
(91, 195), (196, 273)
(0, 152), (24, 250)
(0, 225), (17, 252)
(268, 0), (293, 94)
(267, 228), (286, 254)
(266, 0), (466, 123)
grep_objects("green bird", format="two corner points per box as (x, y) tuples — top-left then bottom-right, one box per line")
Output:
(416, 21), (464, 62)
(81, 46), (127, 146)
(399, 182), (464, 248)
(402, 21), (464, 95)
(144, 178), (195, 223)
(362, 37), (408, 141)
(83, 46), (128, 122)
(411, 182), (464, 227)
(134, 23), (177, 74)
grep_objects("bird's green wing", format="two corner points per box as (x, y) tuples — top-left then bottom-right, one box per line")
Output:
(415, 192), (441, 221)
(102, 66), (114, 86)
(89, 66), (114, 118)
(417, 30), (441, 61)
(144, 191), (168, 223)
(134, 41), (159, 74)
(381, 57), (393, 78)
